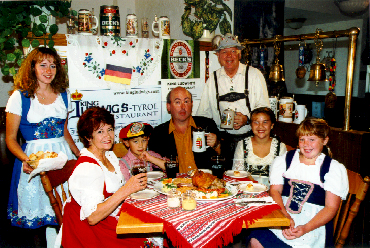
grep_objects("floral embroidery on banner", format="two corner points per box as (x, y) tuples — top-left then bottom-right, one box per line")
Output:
(285, 179), (314, 214)
(83, 53), (105, 79)
(101, 36), (137, 56)
(133, 49), (154, 76)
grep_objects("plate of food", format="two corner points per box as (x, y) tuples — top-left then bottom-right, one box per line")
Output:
(147, 171), (165, 180)
(153, 170), (238, 201)
(225, 170), (250, 178)
(238, 182), (268, 193)
(130, 189), (159, 200)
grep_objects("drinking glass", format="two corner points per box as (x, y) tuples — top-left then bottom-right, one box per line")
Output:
(131, 160), (147, 176)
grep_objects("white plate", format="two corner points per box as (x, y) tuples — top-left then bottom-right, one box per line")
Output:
(147, 171), (165, 180)
(238, 183), (268, 193)
(130, 189), (159, 200)
(225, 170), (250, 178)
(153, 181), (238, 201)
(198, 169), (212, 174)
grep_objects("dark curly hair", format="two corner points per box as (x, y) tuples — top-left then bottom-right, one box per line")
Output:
(9, 47), (68, 98)
(77, 107), (115, 148)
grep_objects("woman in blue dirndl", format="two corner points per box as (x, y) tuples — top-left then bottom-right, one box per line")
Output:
(5, 47), (80, 247)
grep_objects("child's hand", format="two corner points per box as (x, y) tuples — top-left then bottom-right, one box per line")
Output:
(282, 225), (307, 240)
(139, 151), (152, 162)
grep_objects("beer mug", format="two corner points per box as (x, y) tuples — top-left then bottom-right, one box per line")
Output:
(269, 96), (278, 120)
(192, 128), (210, 153)
(152, 15), (170, 39)
(294, 105), (308, 124)
(78, 9), (98, 35)
(278, 97), (294, 123)
(220, 108), (235, 129)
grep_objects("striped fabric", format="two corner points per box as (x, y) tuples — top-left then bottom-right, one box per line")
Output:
(120, 192), (279, 248)
(104, 64), (132, 85)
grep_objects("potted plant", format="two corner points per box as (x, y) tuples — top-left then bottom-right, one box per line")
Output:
(181, 0), (232, 40)
(0, 0), (76, 76)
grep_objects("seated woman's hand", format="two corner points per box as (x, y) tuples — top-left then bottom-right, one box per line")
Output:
(125, 174), (147, 194)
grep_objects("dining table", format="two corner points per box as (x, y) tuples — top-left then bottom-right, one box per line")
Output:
(116, 171), (290, 248)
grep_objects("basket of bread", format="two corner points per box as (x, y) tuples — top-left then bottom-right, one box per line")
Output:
(27, 151), (68, 182)
(27, 151), (58, 169)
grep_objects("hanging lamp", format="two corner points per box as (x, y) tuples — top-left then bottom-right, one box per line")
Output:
(269, 36), (284, 82)
(308, 29), (328, 86)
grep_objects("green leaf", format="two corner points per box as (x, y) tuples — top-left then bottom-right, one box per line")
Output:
(17, 58), (24, 67)
(49, 24), (58, 35)
(33, 29), (44, 37)
(21, 27), (30, 38)
(1, 65), (10, 76)
(192, 21), (204, 40)
(0, 38), (6, 44)
(219, 17), (231, 35)
(221, 3), (233, 21)
(31, 39), (40, 48)
(48, 39), (54, 48)
(14, 49), (23, 57)
(2, 29), (14, 37)
(30, 6), (42, 16)
(38, 23), (46, 34)
(39, 15), (48, 23)
(182, 18), (194, 38)
(9, 66), (16, 76)
(7, 53), (16, 62)
(22, 39), (31, 48)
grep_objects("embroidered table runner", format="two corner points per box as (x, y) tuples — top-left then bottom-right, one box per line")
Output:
(120, 192), (279, 248)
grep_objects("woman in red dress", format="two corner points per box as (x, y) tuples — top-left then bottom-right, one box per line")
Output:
(61, 107), (151, 247)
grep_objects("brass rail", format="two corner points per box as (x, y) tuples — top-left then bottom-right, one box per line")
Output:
(241, 27), (360, 131)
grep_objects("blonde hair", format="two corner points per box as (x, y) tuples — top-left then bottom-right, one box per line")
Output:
(9, 47), (68, 98)
(296, 117), (330, 139)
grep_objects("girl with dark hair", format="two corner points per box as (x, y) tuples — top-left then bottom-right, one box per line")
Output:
(6, 47), (79, 246)
(233, 107), (287, 182)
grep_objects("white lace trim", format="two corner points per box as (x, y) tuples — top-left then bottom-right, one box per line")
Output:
(244, 137), (280, 167)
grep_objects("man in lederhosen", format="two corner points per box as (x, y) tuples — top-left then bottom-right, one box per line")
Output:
(196, 33), (270, 169)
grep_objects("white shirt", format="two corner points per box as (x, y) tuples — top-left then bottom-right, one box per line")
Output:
(5, 90), (72, 123)
(68, 148), (125, 220)
(196, 63), (270, 134)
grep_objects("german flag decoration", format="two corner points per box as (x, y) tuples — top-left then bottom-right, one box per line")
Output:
(328, 58), (336, 92)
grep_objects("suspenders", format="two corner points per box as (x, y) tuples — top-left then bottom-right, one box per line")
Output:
(214, 65), (251, 120)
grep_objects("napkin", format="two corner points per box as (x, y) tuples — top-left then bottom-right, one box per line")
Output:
(234, 196), (275, 207)
(28, 152), (68, 182)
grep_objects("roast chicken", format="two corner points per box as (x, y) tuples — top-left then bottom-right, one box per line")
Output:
(191, 170), (226, 190)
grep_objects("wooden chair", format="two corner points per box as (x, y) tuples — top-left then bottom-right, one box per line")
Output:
(333, 170), (370, 247)
(112, 143), (128, 158)
(40, 159), (77, 227)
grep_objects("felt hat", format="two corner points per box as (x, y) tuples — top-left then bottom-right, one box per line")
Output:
(214, 33), (244, 52)
(119, 122), (153, 139)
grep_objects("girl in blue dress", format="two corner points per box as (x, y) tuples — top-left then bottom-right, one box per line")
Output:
(6, 47), (80, 247)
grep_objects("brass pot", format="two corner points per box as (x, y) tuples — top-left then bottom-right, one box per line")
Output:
(307, 63), (327, 81)
(269, 64), (285, 82)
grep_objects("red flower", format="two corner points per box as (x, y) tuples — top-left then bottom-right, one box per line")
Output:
(85, 53), (88, 56)
(99, 76), (101, 79)
(151, 58), (153, 61)
(122, 50), (127, 54)
(147, 49), (150, 52)
(129, 41), (133, 46)
(104, 42), (108, 46)
(83, 63), (86, 65)
(112, 50), (116, 54)
(141, 72), (143, 75)
(133, 70), (136, 72)
(329, 77), (333, 81)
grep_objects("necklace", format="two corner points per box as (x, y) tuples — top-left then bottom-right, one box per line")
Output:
(37, 93), (45, 100)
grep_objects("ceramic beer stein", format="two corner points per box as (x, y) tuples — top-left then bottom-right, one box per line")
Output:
(220, 108), (235, 129)
(269, 96), (278, 120)
(278, 97), (294, 123)
(294, 105), (308, 124)
(152, 15), (170, 39)
(192, 128), (210, 153)
(78, 9), (98, 35)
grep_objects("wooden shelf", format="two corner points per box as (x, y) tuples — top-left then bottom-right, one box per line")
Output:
(27, 33), (213, 51)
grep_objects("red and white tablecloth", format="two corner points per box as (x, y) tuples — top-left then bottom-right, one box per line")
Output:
(120, 191), (280, 248)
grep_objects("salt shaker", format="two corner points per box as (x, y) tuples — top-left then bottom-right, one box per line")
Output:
(182, 190), (196, 211)
(167, 189), (181, 209)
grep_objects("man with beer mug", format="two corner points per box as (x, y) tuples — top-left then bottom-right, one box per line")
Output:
(148, 87), (220, 174)
(196, 33), (270, 168)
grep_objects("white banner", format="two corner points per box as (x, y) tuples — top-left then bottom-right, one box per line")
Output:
(68, 86), (162, 147)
